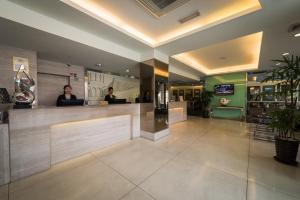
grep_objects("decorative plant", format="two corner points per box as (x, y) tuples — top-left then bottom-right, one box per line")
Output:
(262, 55), (300, 109)
(199, 90), (214, 117)
(269, 108), (300, 139)
(262, 54), (300, 165)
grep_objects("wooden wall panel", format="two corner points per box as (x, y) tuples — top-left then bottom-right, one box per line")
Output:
(37, 59), (85, 101)
(37, 73), (69, 106)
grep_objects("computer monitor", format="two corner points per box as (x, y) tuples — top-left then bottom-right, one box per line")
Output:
(59, 99), (84, 106)
(113, 99), (127, 104)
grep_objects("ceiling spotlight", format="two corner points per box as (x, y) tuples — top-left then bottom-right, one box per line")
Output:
(295, 33), (300, 37)
(282, 52), (289, 56)
(95, 63), (102, 67)
(125, 69), (130, 73)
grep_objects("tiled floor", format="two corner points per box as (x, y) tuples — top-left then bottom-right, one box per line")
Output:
(3, 117), (300, 200)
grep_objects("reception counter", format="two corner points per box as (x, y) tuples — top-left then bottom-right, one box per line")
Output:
(169, 101), (187, 124)
(5, 102), (186, 183)
(0, 123), (9, 185)
(8, 104), (140, 182)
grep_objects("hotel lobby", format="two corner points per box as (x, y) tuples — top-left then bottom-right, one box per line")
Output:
(0, 0), (300, 200)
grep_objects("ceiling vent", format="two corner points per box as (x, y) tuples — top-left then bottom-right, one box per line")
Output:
(136, 0), (191, 18)
(179, 11), (200, 24)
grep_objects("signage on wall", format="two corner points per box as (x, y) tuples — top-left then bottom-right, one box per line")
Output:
(13, 56), (29, 73)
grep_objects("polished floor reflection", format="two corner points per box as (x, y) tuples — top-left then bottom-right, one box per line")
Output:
(2, 117), (300, 200)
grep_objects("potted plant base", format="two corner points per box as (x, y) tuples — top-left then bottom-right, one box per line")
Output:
(274, 136), (299, 166)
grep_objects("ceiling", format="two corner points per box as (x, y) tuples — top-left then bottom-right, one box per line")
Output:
(61, 0), (261, 47)
(0, 17), (140, 78)
(169, 72), (200, 84)
(172, 31), (263, 75)
(3, 0), (300, 79)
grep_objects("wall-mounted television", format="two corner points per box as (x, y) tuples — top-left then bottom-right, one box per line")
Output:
(214, 84), (234, 95)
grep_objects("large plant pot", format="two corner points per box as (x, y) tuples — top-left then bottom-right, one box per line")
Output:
(274, 136), (299, 166)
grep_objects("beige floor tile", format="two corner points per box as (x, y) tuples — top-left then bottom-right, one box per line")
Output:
(140, 157), (247, 200)
(178, 140), (249, 179)
(0, 184), (8, 200)
(6, 117), (300, 200)
(152, 135), (191, 155)
(120, 187), (154, 200)
(99, 140), (174, 185)
(248, 151), (300, 198)
(247, 181), (300, 200)
(9, 154), (135, 200)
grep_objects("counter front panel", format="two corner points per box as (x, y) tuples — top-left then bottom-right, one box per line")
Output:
(9, 104), (140, 181)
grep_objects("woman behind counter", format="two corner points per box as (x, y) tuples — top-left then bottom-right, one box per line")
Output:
(56, 85), (77, 106)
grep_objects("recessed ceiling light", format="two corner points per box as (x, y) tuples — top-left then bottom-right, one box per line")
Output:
(125, 69), (130, 73)
(282, 53), (289, 56)
(95, 63), (102, 67)
(295, 33), (300, 37)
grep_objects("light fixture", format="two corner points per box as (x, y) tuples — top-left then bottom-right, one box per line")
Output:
(288, 23), (300, 38)
(125, 69), (130, 73)
(130, 75), (135, 79)
(276, 62), (281, 66)
(282, 52), (289, 56)
(95, 63), (102, 67)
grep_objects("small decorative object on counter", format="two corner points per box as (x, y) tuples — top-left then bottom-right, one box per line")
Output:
(13, 64), (35, 109)
(219, 98), (231, 106)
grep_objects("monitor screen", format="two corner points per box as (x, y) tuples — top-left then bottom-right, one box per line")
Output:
(214, 84), (234, 95)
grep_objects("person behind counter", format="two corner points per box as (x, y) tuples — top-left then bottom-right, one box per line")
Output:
(104, 87), (116, 104)
(56, 85), (77, 106)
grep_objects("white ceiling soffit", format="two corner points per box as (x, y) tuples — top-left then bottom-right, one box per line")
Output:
(0, 17), (140, 78)
(60, 0), (261, 47)
(158, 0), (300, 72)
(169, 57), (202, 80)
(0, 0), (142, 62)
(172, 31), (263, 75)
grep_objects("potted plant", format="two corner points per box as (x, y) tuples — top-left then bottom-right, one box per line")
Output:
(262, 55), (300, 165)
(199, 90), (214, 118)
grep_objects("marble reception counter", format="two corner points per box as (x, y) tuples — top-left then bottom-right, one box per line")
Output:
(169, 101), (187, 124)
(8, 104), (140, 182)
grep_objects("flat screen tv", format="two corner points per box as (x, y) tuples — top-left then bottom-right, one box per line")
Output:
(214, 84), (234, 95)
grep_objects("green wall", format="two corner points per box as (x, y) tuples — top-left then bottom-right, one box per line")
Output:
(205, 72), (247, 119)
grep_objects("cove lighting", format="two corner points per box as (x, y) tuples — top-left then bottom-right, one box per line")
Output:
(172, 31), (263, 75)
(60, 0), (261, 47)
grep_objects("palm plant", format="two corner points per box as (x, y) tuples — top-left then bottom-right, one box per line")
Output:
(262, 54), (300, 165)
(262, 55), (300, 108)
(199, 90), (214, 117)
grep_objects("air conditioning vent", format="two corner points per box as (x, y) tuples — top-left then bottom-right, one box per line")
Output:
(179, 11), (200, 24)
(136, 0), (191, 18)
